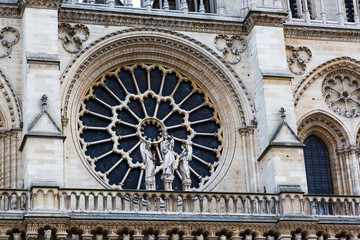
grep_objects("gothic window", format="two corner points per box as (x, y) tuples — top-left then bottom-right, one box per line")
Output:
(289, 0), (300, 18)
(78, 63), (224, 190)
(345, 0), (355, 22)
(304, 136), (333, 194)
(289, 0), (314, 19)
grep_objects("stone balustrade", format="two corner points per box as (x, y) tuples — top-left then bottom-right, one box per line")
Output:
(1, 188), (360, 219)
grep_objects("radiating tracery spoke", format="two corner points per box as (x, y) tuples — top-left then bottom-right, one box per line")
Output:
(78, 63), (224, 190)
(323, 72), (360, 118)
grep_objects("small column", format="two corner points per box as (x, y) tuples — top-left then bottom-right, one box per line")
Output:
(352, 0), (360, 24)
(106, 0), (116, 7)
(350, 146), (360, 194)
(199, 0), (205, 13)
(319, 0), (327, 24)
(336, 0), (345, 25)
(163, 0), (170, 10)
(216, 0), (225, 14)
(180, 0), (189, 14)
(144, 0), (151, 10)
(303, 0), (311, 23)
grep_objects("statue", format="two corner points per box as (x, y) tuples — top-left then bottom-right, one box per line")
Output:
(44, 230), (52, 240)
(160, 132), (175, 176)
(160, 131), (176, 190)
(179, 142), (192, 191)
(140, 141), (156, 190)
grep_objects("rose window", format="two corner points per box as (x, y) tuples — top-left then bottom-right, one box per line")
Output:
(322, 71), (360, 118)
(78, 63), (224, 190)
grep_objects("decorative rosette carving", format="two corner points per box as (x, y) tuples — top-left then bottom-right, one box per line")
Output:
(58, 23), (90, 53)
(322, 70), (360, 118)
(0, 27), (20, 58)
(214, 34), (247, 64)
(286, 45), (312, 75)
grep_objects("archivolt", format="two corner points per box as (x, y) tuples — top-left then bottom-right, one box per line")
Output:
(297, 111), (350, 150)
(60, 28), (255, 126)
(0, 68), (22, 129)
(294, 56), (360, 106)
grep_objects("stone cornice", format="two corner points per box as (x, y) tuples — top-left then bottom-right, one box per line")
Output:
(59, 4), (245, 34)
(22, 0), (63, 9)
(284, 24), (360, 42)
(0, 0), (23, 18)
(243, 9), (287, 34)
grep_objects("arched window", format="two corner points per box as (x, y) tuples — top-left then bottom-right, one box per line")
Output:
(304, 136), (333, 194)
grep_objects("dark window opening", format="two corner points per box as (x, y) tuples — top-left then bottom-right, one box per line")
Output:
(304, 136), (334, 194)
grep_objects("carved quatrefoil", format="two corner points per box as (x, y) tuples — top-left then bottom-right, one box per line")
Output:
(58, 23), (90, 53)
(0, 27), (20, 58)
(214, 34), (247, 64)
(286, 45), (312, 75)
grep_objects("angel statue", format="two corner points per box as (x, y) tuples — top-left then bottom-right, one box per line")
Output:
(140, 141), (156, 190)
(179, 142), (192, 190)
(160, 131), (175, 176)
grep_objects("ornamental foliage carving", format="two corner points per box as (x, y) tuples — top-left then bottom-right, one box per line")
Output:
(78, 63), (224, 190)
(322, 70), (360, 118)
(58, 23), (90, 53)
(214, 34), (247, 64)
(286, 45), (312, 75)
(0, 27), (19, 58)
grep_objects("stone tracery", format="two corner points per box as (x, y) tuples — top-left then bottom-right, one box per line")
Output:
(78, 63), (224, 190)
(322, 70), (360, 118)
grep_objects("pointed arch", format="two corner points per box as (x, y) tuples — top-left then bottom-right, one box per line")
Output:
(297, 110), (351, 194)
(294, 57), (360, 106)
(0, 68), (22, 129)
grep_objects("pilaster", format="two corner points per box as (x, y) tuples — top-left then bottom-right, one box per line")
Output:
(21, 0), (64, 188)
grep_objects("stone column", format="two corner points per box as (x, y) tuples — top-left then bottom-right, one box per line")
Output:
(20, 0), (65, 188)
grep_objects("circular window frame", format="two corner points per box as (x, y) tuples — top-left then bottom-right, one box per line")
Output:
(63, 29), (252, 191)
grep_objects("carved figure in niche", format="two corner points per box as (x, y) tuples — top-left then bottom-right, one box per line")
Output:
(179, 142), (192, 185)
(266, 236), (274, 240)
(220, 236), (226, 240)
(148, 235), (155, 240)
(161, 132), (176, 176)
(245, 235), (252, 240)
(140, 141), (156, 190)
(72, 234), (79, 240)
(44, 230), (52, 240)
(13, 233), (21, 240)
(96, 235), (103, 240)
(123, 235), (130, 240)
(295, 233), (302, 240)
(172, 234), (179, 240)
(196, 235), (204, 240)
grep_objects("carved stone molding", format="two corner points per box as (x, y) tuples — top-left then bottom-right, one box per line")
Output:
(322, 69), (360, 118)
(0, 1), (23, 18)
(297, 112), (349, 147)
(243, 10), (287, 34)
(60, 28), (255, 125)
(59, 6), (244, 34)
(285, 25), (360, 42)
(22, 0), (63, 9)
(286, 45), (312, 75)
(0, 69), (22, 129)
(294, 57), (360, 106)
(214, 34), (247, 64)
(59, 23), (90, 53)
(0, 27), (20, 58)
